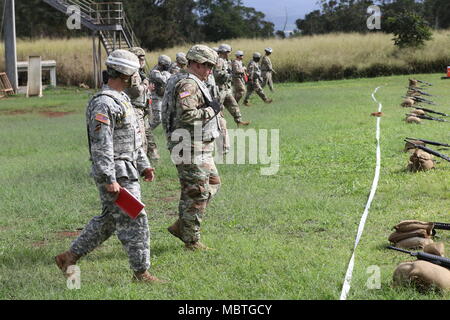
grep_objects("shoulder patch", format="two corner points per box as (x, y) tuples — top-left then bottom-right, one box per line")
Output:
(95, 113), (110, 125)
(179, 91), (191, 99)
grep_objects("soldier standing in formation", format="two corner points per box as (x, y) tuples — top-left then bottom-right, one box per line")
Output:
(243, 52), (273, 106)
(148, 55), (173, 160)
(231, 50), (247, 104)
(162, 45), (222, 250)
(169, 52), (188, 74)
(261, 47), (275, 92)
(55, 49), (164, 283)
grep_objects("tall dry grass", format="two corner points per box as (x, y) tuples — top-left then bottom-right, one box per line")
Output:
(2, 31), (450, 86)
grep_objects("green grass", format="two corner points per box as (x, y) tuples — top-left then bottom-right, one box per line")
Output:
(0, 76), (449, 300)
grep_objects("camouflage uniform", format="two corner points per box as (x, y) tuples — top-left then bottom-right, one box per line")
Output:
(162, 45), (221, 245)
(214, 57), (243, 124)
(169, 52), (188, 75)
(261, 52), (274, 92)
(206, 73), (229, 154)
(244, 55), (270, 104)
(126, 70), (152, 155)
(231, 57), (247, 104)
(148, 61), (172, 157)
(70, 85), (152, 273)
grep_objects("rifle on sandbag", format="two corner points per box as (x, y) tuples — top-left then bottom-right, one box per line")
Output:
(411, 107), (449, 117)
(387, 246), (450, 269)
(405, 138), (450, 148)
(405, 113), (448, 123)
(415, 79), (433, 86)
(404, 140), (450, 162)
(403, 96), (436, 105)
(407, 87), (433, 97)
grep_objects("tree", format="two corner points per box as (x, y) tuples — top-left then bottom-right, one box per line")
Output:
(387, 11), (432, 48)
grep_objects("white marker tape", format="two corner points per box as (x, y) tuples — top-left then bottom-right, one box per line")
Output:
(340, 87), (383, 300)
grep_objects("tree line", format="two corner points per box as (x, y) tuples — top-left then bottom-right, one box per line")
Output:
(0, 0), (274, 50)
(294, 0), (450, 36)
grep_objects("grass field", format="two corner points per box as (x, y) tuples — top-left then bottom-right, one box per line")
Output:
(3, 31), (450, 87)
(0, 74), (449, 300)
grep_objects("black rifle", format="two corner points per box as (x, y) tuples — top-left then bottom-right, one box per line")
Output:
(414, 79), (433, 86)
(405, 138), (450, 148)
(404, 140), (450, 162)
(432, 222), (450, 236)
(411, 107), (449, 117)
(403, 96), (436, 105)
(406, 114), (448, 123)
(407, 87), (433, 97)
(387, 246), (450, 269)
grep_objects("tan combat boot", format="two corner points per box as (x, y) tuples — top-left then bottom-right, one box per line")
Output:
(244, 102), (251, 107)
(147, 149), (160, 161)
(55, 250), (80, 274)
(167, 219), (183, 242)
(133, 271), (167, 283)
(184, 242), (213, 251)
(264, 98), (273, 104)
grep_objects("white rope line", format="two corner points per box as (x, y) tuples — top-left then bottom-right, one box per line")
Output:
(339, 86), (383, 300)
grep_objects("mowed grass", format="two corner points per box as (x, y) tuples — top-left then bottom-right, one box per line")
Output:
(0, 75), (449, 300)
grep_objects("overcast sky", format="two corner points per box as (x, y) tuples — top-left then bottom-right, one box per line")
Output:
(241, 0), (321, 32)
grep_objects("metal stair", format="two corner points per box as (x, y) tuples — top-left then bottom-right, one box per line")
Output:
(43, 0), (141, 54)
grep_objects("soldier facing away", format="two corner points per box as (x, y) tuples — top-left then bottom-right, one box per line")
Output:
(231, 50), (247, 104)
(148, 55), (173, 160)
(54, 49), (164, 283)
(261, 47), (275, 92)
(169, 52), (188, 75)
(243, 52), (273, 106)
(162, 44), (222, 250)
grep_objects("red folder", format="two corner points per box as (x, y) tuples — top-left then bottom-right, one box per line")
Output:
(115, 187), (145, 219)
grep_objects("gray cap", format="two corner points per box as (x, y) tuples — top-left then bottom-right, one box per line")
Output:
(105, 49), (140, 76)
(265, 47), (273, 53)
(212, 47), (219, 52)
(235, 50), (244, 56)
(175, 52), (188, 65)
(253, 52), (262, 59)
(186, 45), (218, 66)
(158, 55), (172, 67)
(128, 47), (146, 57)
(218, 44), (232, 53)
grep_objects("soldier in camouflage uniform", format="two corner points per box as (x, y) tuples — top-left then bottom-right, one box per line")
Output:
(214, 44), (249, 126)
(231, 50), (247, 104)
(126, 47), (154, 156)
(261, 47), (275, 92)
(148, 55), (172, 160)
(54, 50), (164, 283)
(162, 45), (222, 250)
(243, 52), (273, 106)
(169, 52), (188, 75)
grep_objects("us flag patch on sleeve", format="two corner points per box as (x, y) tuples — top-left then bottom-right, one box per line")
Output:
(95, 113), (110, 125)
(179, 91), (191, 99)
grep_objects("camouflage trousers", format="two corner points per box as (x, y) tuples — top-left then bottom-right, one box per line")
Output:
(174, 141), (221, 244)
(216, 112), (230, 155)
(232, 78), (246, 104)
(244, 80), (269, 104)
(70, 177), (150, 273)
(134, 107), (149, 155)
(221, 89), (242, 123)
(261, 71), (274, 92)
(149, 99), (162, 130)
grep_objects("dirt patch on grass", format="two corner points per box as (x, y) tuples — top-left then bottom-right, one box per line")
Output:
(160, 196), (178, 203)
(56, 231), (81, 238)
(1, 110), (33, 116)
(31, 241), (48, 248)
(39, 111), (75, 118)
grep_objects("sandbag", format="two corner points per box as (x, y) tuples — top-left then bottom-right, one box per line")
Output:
(396, 237), (434, 250)
(394, 220), (434, 234)
(393, 260), (450, 292)
(405, 116), (421, 124)
(424, 243), (445, 257)
(388, 229), (430, 243)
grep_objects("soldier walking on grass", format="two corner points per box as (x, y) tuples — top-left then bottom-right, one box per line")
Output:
(243, 52), (273, 106)
(231, 50), (247, 104)
(162, 45), (222, 251)
(261, 47), (275, 92)
(55, 49), (164, 283)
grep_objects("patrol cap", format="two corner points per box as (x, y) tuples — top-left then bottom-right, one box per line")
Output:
(158, 55), (172, 67)
(128, 47), (146, 58)
(105, 49), (140, 76)
(253, 52), (262, 59)
(186, 45), (218, 66)
(265, 47), (273, 53)
(235, 50), (244, 56)
(218, 44), (232, 53)
(176, 52), (188, 65)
